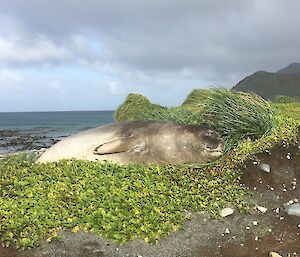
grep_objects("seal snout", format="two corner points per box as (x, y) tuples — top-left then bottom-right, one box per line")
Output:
(202, 129), (224, 158)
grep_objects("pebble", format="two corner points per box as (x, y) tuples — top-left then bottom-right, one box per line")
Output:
(252, 221), (258, 226)
(287, 153), (291, 159)
(284, 203), (300, 217)
(257, 205), (268, 213)
(269, 252), (282, 257)
(258, 163), (271, 173)
(220, 207), (234, 217)
(225, 228), (231, 234)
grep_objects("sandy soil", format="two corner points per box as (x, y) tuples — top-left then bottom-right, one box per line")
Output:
(1, 143), (299, 257)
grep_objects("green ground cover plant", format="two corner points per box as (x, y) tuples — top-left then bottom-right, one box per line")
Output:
(271, 102), (300, 121)
(0, 89), (299, 248)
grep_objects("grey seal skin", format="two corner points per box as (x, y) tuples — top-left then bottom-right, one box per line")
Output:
(37, 120), (224, 165)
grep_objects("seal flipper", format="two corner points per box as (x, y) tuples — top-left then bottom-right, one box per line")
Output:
(94, 136), (145, 155)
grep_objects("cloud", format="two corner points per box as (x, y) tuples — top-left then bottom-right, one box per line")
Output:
(0, 0), (300, 111)
(0, 35), (72, 65)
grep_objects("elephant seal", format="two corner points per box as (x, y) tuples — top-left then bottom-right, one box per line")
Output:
(37, 120), (224, 165)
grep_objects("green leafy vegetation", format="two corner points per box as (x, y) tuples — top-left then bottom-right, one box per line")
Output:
(0, 158), (249, 248)
(274, 95), (298, 103)
(0, 89), (299, 248)
(271, 102), (300, 121)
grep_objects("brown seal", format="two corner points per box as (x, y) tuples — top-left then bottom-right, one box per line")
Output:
(37, 120), (224, 165)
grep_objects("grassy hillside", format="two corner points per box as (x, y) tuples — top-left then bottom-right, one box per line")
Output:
(0, 89), (299, 248)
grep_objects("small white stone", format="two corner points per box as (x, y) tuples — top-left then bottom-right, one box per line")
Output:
(287, 153), (291, 159)
(255, 236), (259, 240)
(225, 228), (231, 234)
(252, 221), (258, 226)
(279, 217), (285, 220)
(298, 224), (300, 228)
(293, 185), (296, 190)
(259, 163), (271, 173)
(257, 205), (268, 213)
(285, 203), (300, 217)
(283, 202), (290, 208)
(283, 188), (287, 192)
(289, 200), (294, 205)
(270, 187), (275, 191)
(246, 226), (250, 230)
(253, 161), (258, 165)
(269, 252), (283, 257)
(220, 207), (234, 217)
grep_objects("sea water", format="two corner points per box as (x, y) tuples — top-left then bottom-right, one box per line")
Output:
(0, 111), (115, 154)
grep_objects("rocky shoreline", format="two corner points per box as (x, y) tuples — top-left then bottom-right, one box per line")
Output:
(0, 129), (64, 156)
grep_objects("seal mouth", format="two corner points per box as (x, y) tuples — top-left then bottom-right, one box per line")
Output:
(205, 143), (224, 157)
(209, 150), (223, 157)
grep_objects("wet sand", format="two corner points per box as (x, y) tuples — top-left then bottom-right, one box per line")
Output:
(1, 143), (299, 257)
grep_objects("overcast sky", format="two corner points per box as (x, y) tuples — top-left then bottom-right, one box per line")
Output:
(0, 0), (300, 111)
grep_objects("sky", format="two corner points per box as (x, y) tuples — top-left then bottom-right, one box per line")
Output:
(0, 0), (300, 112)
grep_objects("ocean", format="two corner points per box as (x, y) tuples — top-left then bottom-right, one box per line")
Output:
(0, 111), (115, 154)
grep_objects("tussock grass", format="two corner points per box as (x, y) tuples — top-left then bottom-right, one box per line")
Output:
(188, 89), (276, 150)
(115, 89), (276, 151)
(114, 94), (167, 121)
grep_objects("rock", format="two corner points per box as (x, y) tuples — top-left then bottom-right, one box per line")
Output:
(284, 203), (300, 217)
(269, 252), (282, 257)
(258, 163), (271, 173)
(220, 207), (234, 217)
(225, 228), (230, 234)
(256, 205), (268, 213)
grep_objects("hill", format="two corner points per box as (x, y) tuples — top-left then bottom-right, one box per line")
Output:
(233, 63), (300, 100)
(277, 62), (300, 74)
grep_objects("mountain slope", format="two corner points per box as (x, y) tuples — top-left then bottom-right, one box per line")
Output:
(277, 62), (300, 74)
(233, 64), (300, 100)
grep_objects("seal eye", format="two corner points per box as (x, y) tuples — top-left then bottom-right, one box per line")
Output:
(204, 131), (212, 137)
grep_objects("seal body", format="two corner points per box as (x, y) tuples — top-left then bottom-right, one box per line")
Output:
(37, 120), (224, 165)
